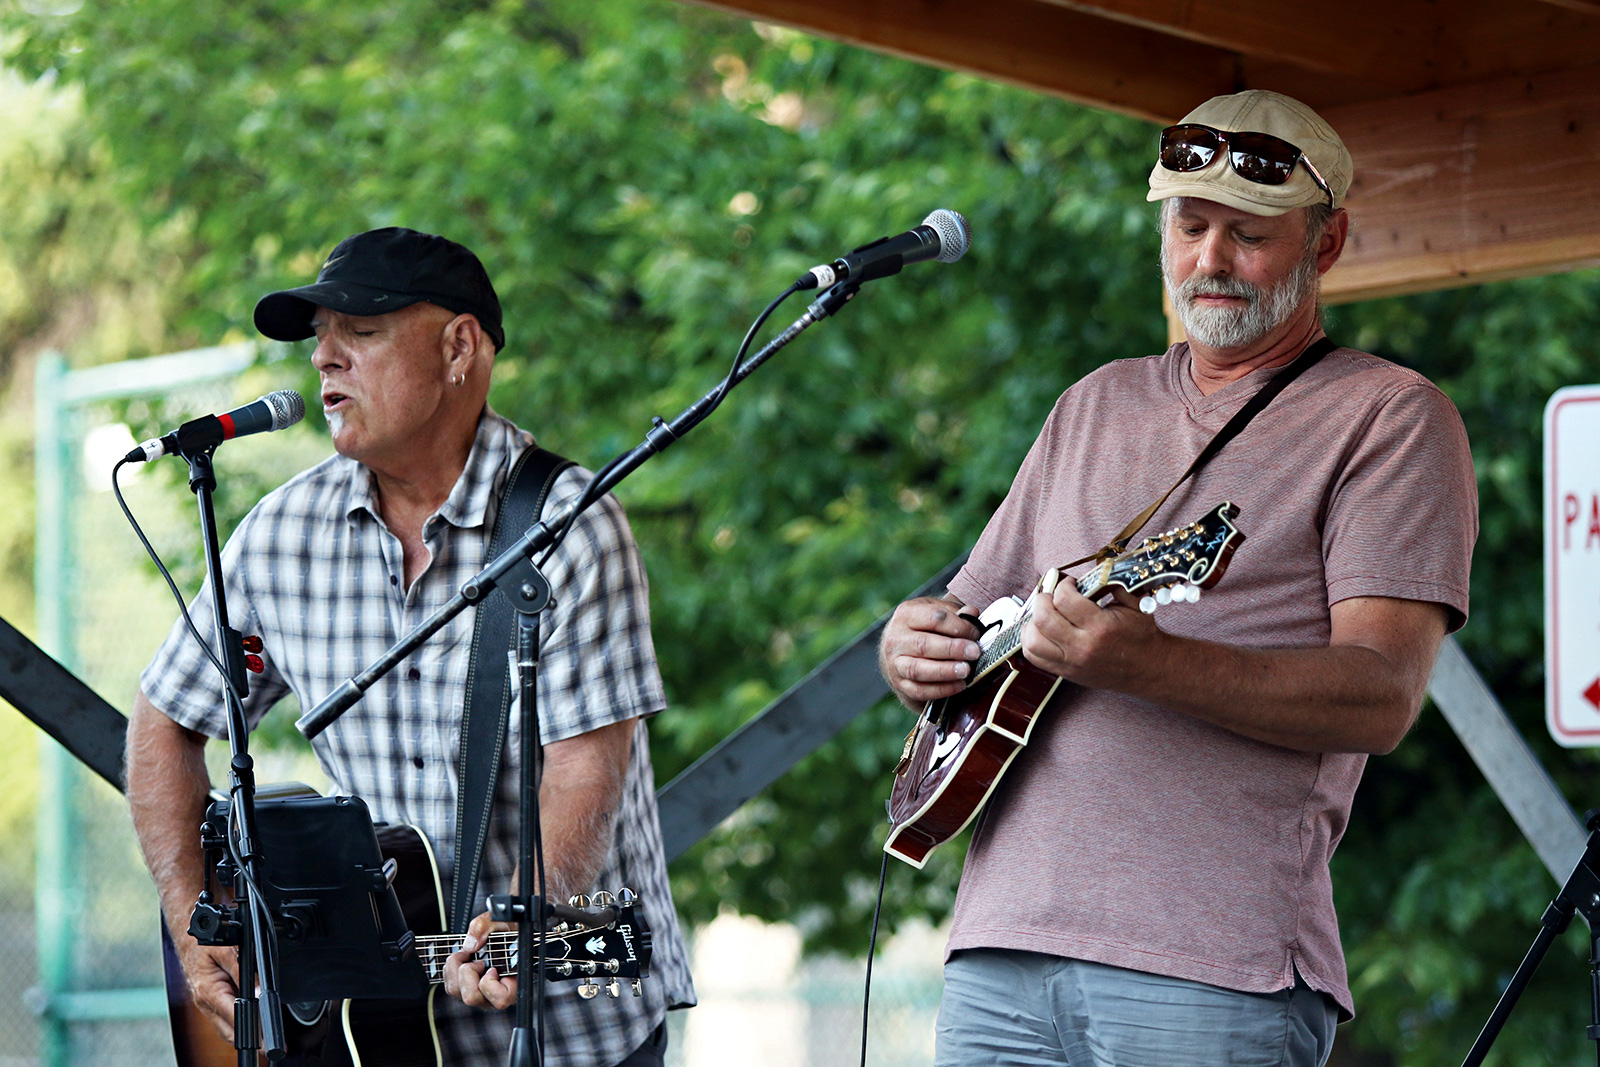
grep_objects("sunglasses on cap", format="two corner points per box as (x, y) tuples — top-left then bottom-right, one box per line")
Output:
(1158, 123), (1335, 209)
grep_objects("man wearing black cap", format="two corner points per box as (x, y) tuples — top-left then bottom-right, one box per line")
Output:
(126, 227), (695, 1066)
(880, 91), (1477, 1064)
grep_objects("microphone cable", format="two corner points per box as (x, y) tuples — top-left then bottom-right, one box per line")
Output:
(860, 849), (891, 1067)
(112, 457), (247, 709)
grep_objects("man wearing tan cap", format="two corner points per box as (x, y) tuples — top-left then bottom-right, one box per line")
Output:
(880, 90), (1477, 1064)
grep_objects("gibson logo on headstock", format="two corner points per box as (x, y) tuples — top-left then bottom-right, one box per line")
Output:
(618, 922), (638, 962)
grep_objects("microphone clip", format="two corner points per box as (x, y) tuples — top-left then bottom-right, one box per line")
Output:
(807, 279), (861, 320)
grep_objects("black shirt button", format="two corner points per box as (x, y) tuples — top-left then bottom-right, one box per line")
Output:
(390, 574), (399, 586)
(412, 756), (425, 769)
(407, 667), (421, 681)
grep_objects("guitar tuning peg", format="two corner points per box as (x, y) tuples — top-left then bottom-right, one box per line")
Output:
(568, 894), (590, 908)
(1139, 596), (1157, 615)
(578, 979), (600, 1000)
(591, 891), (615, 908)
(631, 979), (644, 997)
(617, 887), (637, 905)
(605, 978), (621, 998)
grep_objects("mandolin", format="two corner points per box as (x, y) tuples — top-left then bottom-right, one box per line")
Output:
(884, 502), (1245, 868)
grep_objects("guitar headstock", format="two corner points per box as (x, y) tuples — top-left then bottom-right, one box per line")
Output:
(1098, 502), (1243, 608)
(540, 888), (653, 999)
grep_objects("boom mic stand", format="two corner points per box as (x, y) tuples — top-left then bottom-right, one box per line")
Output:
(1461, 809), (1600, 1067)
(295, 278), (863, 1066)
(181, 446), (289, 1065)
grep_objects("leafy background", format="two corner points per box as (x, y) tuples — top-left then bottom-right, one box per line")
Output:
(1, 0), (1598, 1063)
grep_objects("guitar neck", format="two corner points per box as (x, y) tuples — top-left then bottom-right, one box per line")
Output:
(415, 931), (523, 984)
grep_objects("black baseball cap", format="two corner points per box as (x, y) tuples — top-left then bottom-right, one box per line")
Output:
(254, 227), (505, 350)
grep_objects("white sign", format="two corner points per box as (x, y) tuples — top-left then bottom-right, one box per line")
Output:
(1545, 384), (1600, 746)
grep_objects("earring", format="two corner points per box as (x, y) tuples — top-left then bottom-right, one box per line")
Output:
(452, 374), (464, 387)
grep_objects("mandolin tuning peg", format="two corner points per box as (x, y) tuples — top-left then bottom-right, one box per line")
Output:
(1139, 596), (1157, 615)
(1154, 586), (1173, 606)
(568, 894), (590, 908)
(1183, 584), (1202, 603)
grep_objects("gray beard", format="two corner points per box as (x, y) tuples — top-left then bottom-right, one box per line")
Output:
(1162, 245), (1319, 350)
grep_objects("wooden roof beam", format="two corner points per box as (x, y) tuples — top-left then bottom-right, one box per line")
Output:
(1036, 0), (1420, 78)
(685, 0), (1239, 123)
(1323, 62), (1600, 301)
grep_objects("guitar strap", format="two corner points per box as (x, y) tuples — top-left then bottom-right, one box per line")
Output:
(1065, 335), (1337, 568)
(452, 444), (574, 933)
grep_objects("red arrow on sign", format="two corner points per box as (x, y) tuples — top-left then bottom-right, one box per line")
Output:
(1585, 678), (1600, 710)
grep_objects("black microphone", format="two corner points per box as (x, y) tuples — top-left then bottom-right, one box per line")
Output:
(795, 209), (971, 290)
(126, 389), (307, 462)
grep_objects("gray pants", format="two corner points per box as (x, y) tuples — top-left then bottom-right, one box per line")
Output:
(934, 950), (1338, 1067)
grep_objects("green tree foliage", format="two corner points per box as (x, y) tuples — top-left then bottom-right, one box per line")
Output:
(6, 1), (1600, 1062)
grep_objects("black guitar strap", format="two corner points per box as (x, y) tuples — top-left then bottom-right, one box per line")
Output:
(452, 445), (574, 933)
(1066, 335), (1338, 567)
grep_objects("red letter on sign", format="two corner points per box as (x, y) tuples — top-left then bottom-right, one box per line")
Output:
(1566, 493), (1581, 551)
(1590, 494), (1600, 549)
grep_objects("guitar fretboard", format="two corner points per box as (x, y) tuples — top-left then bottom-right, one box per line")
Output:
(415, 932), (522, 983)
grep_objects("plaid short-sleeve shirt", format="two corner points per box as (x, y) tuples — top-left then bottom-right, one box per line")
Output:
(142, 409), (696, 1066)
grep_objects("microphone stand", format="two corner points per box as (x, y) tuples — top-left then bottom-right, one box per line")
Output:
(294, 279), (863, 1067)
(183, 446), (288, 1065)
(296, 278), (862, 739)
(1460, 809), (1600, 1067)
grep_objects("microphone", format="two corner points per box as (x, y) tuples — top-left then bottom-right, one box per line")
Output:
(796, 209), (971, 290)
(126, 389), (307, 462)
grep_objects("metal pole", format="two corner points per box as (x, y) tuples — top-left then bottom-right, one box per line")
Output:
(32, 352), (75, 1067)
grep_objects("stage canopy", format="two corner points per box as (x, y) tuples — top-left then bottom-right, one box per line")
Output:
(687, 0), (1600, 304)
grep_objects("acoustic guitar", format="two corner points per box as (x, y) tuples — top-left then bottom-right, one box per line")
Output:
(884, 502), (1245, 868)
(164, 821), (652, 1067)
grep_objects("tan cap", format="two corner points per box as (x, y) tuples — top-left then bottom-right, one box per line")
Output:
(1147, 89), (1352, 215)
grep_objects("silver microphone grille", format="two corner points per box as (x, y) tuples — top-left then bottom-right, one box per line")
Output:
(922, 209), (972, 264)
(262, 389), (307, 431)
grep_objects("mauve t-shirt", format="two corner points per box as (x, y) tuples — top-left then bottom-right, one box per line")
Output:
(945, 342), (1477, 1018)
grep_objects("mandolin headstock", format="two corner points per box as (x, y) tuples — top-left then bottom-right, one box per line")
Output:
(1093, 501), (1244, 610)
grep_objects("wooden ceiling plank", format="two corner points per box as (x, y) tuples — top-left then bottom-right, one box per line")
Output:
(684, 0), (1238, 123)
(1322, 62), (1600, 302)
(1036, 0), (1403, 77)
(1533, 0), (1600, 16)
(1042, 0), (1600, 100)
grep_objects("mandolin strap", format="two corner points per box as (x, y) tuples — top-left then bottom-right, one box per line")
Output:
(1062, 336), (1337, 569)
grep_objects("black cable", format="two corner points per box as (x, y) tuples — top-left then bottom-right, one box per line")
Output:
(112, 457), (246, 707)
(860, 849), (890, 1067)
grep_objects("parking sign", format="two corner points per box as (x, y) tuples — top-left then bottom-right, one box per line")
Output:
(1546, 384), (1600, 746)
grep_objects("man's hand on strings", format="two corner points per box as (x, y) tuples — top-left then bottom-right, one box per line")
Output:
(175, 937), (243, 1042)
(443, 910), (517, 1011)
(879, 595), (981, 707)
(1022, 575), (1164, 692)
